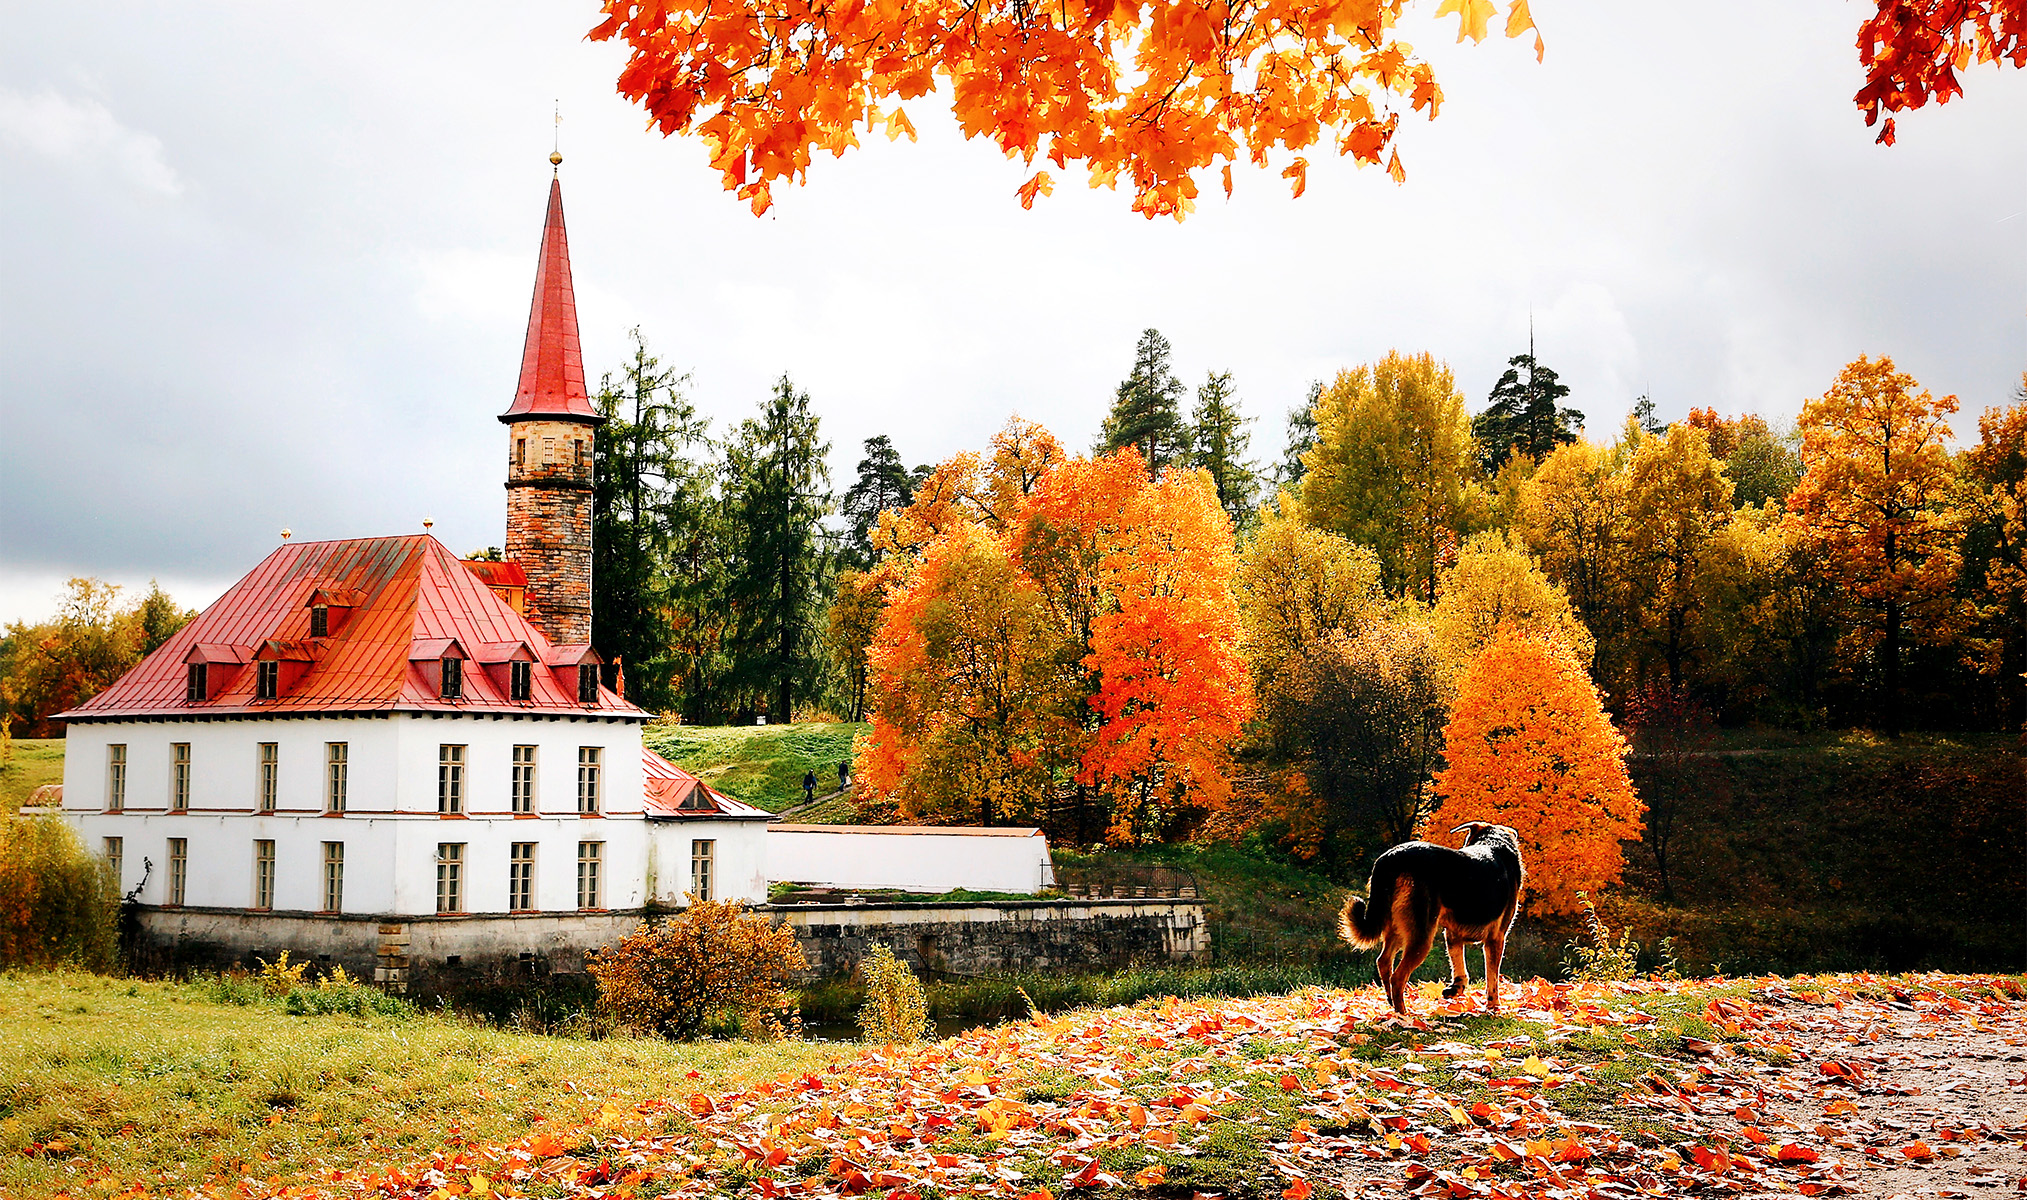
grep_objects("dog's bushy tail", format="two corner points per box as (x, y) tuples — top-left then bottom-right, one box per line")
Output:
(1339, 859), (1400, 949)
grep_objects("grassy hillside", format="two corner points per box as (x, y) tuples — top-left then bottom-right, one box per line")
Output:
(0, 971), (840, 1199)
(642, 722), (866, 812)
(0, 738), (64, 809)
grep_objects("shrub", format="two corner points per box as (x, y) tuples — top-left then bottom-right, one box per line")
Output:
(856, 944), (932, 1044)
(257, 950), (310, 996)
(1561, 892), (1680, 982)
(590, 899), (806, 1040)
(0, 807), (117, 970)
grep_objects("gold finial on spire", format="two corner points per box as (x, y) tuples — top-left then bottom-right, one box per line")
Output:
(550, 100), (562, 170)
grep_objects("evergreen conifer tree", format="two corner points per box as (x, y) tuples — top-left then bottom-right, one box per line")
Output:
(840, 435), (915, 569)
(1276, 381), (1322, 489)
(1099, 328), (1188, 470)
(1473, 352), (1582, 474)
(1187, 371), (1260, 528)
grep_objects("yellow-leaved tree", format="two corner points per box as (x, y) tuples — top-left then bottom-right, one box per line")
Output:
(1426, 630), (1642, 915)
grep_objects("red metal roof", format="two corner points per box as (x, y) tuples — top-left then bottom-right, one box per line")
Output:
(498, 177), (600, 426)
(60, 535), (646, 721)
(459, 560), (528, 589)
(641, 748), (774, 820)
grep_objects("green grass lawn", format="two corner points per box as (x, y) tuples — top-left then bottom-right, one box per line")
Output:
(1, 738), (65, 809)
(643, 722), (866, 812)
(0, 971), (843, 1199)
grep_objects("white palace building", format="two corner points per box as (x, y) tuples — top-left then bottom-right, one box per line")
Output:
(55, 160), (777, 990)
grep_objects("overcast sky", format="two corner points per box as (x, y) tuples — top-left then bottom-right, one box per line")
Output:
(3, 2), (2023, 625)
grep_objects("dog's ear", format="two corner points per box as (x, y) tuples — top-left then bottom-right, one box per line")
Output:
(1450, 820), (1492, 841)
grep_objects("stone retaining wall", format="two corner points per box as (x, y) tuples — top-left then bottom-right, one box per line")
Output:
(128, 897), (1210, 997)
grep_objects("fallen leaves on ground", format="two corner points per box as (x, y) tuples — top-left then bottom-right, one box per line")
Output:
(112, 973), (2027, 1199)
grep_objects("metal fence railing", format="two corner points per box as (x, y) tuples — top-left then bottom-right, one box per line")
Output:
(1052, 864), (1201, 900)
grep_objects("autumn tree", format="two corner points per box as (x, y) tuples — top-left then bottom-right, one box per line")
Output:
(1620, 682), (1718, 903)
(1236, 496), (1385, 744)
(1473, 352), (1582, 475)
(840, 435), (916, 570)
(826, 568), (888, 722)
(1301, 352), (1477, 602)
(593, 330), (715, 714)
(1267, 619), (1448, 871)
(1855, 0), (2027, 146)
(1624, 424), (1734, 691)
(1188, 371), (1260, 529)
(1101, 329), (1189, 471)
(1787, 355), (1967, 734)
(1962, 391), (2027, 729)
(1427, 630), (1643, 916)
(1514, 440), (1633, 684)
(1429, 531), (1593, 674)
(1, 579), (192, 736)
(593, 0), (1543, 219)
(1684, 408), (1802, 508)
(723, 376), (835, 722)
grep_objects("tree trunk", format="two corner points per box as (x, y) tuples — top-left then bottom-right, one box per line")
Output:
(1883, 597), (1901, 737)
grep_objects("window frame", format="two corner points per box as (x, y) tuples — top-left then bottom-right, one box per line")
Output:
(326, 742), (348, 813)
(310, 605), (329, 638)
(255, 659), (280, 700)
(509, 842), (537, 912)
(578, 666), (599, 705)
(186, 662), (207, 702)
(691, 838), (715, 903)
(257, 742), (278, 813)
(511, 744), (537, 814)
(440, 656), (462, 700)
(321, 842), (344, 913)
(167, 838), (188, 906)
(509, 659), (532, 702)
(104, 837), (123, 892)
(106, 743), (126, 812)
(576, 746), (601, 814)
(576, 841), (602, 910)
(253, 839), (276, 910)
(435, 843), (465, 914)
(438, 744), (465, 815)
(170, 743), (191, 812)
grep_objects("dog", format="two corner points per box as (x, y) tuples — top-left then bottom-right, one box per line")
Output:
(1338, 822), (1525, 1014)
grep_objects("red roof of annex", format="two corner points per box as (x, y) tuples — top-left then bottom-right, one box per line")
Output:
(59, 535), (647, 721)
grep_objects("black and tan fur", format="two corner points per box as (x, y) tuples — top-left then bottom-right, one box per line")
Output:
(1338, 822), (1525, 1014)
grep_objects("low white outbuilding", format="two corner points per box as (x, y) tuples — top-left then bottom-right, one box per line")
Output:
(766, 824), (1055, 895)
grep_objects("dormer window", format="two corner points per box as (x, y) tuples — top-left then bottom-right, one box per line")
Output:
(510, 660), (531, 702)
(186, 663), (207, 702)
(441, 657), (463, 699)
(256, 660), (280, 700)
(310, 606), (329, 638)
(578, 665), (599, 705)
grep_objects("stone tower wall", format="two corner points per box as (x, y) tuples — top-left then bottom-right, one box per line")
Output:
(504, 418), (594, 645)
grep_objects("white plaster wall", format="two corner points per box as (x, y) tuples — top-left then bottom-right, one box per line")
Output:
(645, 819), (770, 905)
(766, 829), (1053, 894)
(62, 714), (654, 917)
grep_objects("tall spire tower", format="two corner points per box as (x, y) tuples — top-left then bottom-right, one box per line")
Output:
(501, 153), (603, 647)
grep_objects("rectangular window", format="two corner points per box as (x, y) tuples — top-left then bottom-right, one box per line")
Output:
(691, 839), (714, 903)
(256, 659), (280, 700)
(438, 745), (465, 814)
(440, 657), (462, 699)
(170, 743), (191, 811)
(512, 745), (537, 814)
(167, 838), (187, 906)
(509, 843), (536, 911)
(326, 742), (348, 813)
(576, 746), (601, 814)
(578, 666), (600, 705)
(107, 744), (126, 812)
(253, 839), (276, 909)
(257, 742), (278, 813)
(322, 842), (344, 912)
(185, 662), (206, 702)
(516, 437), (527, 467)
(310, 606), (329, 638)
(436, 843), (464, 913)
(576, 841), (602, 909)
(543, 436), (556, 463)
(574, 440), (585, 468)
(104, 837), (123, 892)
(510, 660), (531, 702)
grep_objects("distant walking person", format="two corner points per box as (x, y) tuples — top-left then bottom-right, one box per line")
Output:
(803, 770), (817, 804)
(838, 760), (850, 791)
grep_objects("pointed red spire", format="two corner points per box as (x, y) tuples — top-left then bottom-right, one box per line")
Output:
(499, 174), (601, 424)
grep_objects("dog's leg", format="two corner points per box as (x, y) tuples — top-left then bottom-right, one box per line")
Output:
(1484, 930), (1506, 1013)
(1441, 933), (1470, 999)
(1394, 922), (1439, 1016)
(1379, 942), (1404, 1013)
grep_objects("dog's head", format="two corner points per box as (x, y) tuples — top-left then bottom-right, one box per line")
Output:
(1450, 821), (1514, 848)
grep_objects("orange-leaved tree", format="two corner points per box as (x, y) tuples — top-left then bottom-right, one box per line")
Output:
(1426, 629), (1642, 915)
(1856, 0), (2026, 145)
(1785, 354), (1967, 735)
(592, 0), (1543, 220)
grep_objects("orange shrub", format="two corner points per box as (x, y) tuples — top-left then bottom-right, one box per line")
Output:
(589, 899), (806, 1039)
(1427, 629), (1643, 915)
